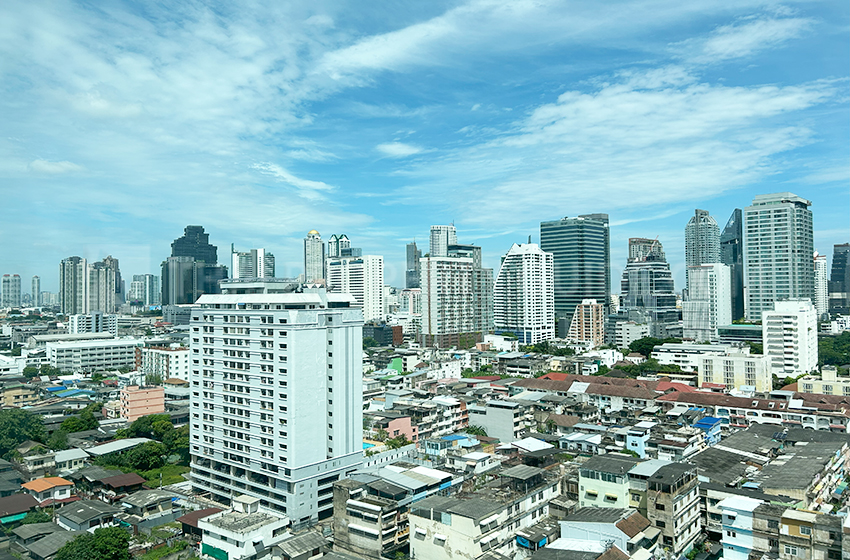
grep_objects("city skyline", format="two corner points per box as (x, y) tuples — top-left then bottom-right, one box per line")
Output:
(1, 1), (847, 291)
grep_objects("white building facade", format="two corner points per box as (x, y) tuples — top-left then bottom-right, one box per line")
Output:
(429, 225), (457, 257)
(68, 312), (119, 336)
(326, 255), (385, 323)
(189, 288), (364, 528)
(47, 338), (143, 373)
(494, 243), (554, 345)
(303, 230), (325, 282)
(814, 251), (828, 319)
(698, 350), (772, 392)
(683, 263), (732, 342)
(762, 299), (819, 377)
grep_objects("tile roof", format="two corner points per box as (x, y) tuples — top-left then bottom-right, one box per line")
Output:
(100, 473), (147, 489)
(548, 414), (581, 427)
(21, 477), (73, 493)
(176, 507), (222, 528)
(615, 511), (651, 538)
(0, 494), (38, 516)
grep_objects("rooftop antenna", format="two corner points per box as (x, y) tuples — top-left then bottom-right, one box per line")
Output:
(528, 235), (532, 244)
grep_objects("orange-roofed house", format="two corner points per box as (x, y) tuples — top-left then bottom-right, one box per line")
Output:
(21, 476), (74, 505)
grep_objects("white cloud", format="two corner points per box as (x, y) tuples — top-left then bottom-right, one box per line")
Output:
(251, 162), (335, 199)
(28, 159), (84, 174)
(377, 142), (424, 158)
(676, 15), (813, 63)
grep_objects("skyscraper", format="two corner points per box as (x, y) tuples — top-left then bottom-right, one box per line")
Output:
(720, 209), (745, 321)
(684, 209), (720, 293)
(88, 261), (116, 313)
(829, 244), (850, 316)
(59, 256), (88, 315)
(102, 255), (124, 305)
(304, 230), (325, 281)
(130, 274), (161, 306)
(161, 257), (195, 305)
(743, 193), (814, 321)
(419, 255), (475, 347)
(1, 275), (21, 308)
(448, 243), (494, 335)
(31, 276), (40, 307)
(619, 238), (679, 337)
(405, 241), (421, 289)
(326, 255), (385, 323)
(429, 225), (457, 257)
(171, 225), (217, 263)
(189, 284), (363, 527)
(567, 299), (606, 348)
(231, 247), (275, 279)
(814, 252), (828, 319)
(327, 234), (351, 259)
(682, 264), (731, 342)
(540, 214), (610, 338)
(494, 243), (554, 344)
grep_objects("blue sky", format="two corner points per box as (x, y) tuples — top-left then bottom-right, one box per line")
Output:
(1, 0), (847, 292)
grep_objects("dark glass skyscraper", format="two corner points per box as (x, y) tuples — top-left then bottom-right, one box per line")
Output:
(540, 214), (610, 337)
(829, 243), (850, 316)
(171, 225), (217, 263)
(720, 209), (744, 321)
(161, 226), (225, 304)
(405, 241), (421, 288)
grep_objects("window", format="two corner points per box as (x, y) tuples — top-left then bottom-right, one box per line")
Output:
(828, 551), (841, 560)
(655, 503), (665, 511)
(799, 526), (811, 536)
(768, 520), (778, 529)
(726, 530), (736, 538)
(785, 546), (798, 557)
(656, 521), (666, 528)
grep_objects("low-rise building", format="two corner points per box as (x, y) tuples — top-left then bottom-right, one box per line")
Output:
(332, 479), (408, 559)
(21, 477), (73, 506)
(719, 496), (762, 560)
(644, 463), (701, 556)
(120, 385), (164, 421)
(559, 507), (657, 557)
(751, 503), (843, 560)
(467, 400), (527, 444)
(798, 366), (850, 397)
(136, 345), (190, 381)
(651, 343), (732, 372)
(698, 349), (771, 392)
(198, 495), (290, 560)
(46, 338), (143, 373)
(579, 455), (640, 509)
(56, 499), (121, 532)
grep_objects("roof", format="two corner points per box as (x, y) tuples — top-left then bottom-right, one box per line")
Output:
(54, 448), (89, 463)
(176, 508), (223, 528)
(718, 496), (763, 512)
(100, 472), (146, 489)
(581, 454), (640, 475)
(0, 494), (37, 517)
(22, 477), (73, 493)
(12, 522), (63, 540)
(56, 500), (121, 524)
(276, 531), (326, 557)
(548, 414), (581, 428)
(122, 489), (175, 507)
(26, 530), (81, 559)
(564, 507), (631, 524)
(616, 511), (651, 538)
(501, 465), (544, 481)
(87, 437), (152, 456)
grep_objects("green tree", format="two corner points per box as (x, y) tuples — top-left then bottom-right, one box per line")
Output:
(363, 337), (378, 349)
(61, 410), (99, 433)
(123, 441), (167, 471)
(464, 425), (488, 437)
(0, 409), (45, 459)
(48, 430), (70, 451)
(386, 434), (409, 449)
(145, 373), (163, 386)
(56, 527), (130, 560)
(124, 414), (171, 439)
(819, 332), (850, 366)
(21, 510), (52, 524)
(22, 366), (40, 379)
(629, 337), (667, 358)
(374, 428), (388, 442)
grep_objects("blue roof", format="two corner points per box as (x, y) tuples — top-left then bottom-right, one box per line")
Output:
(441, 435), (467, 441)
(694, 416), (722, 427)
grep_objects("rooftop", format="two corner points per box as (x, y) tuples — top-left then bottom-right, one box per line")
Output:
(56, 499), (121, 524)
(205, 510), (285, 533)
(22, 477), (73, 493)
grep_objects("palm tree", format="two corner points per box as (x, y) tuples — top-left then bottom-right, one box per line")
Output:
(465, 425), (487, 437)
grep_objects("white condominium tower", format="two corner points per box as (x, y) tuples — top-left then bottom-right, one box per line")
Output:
(684, 209), (720, 293)
(1, 274), (21, 308)
(494, 243), (554, 344)
(429, 225), (457, 257)
(59, 256), (88, 315)
(420, 255), (474, 347)
(682, 263), (732, 342)
(189, 285), (364, 528)
(326, 255), (385, 323)
(814, 251), (828, 319)
(304, 230), (325, 282)
(763, 299), (818, 377)
(743, 193), (814, 321)
(232, 247), (275, 279)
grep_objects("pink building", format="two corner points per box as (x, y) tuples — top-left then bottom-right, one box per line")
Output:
(120, 385), (165, 422)
(365, 411), (418, 443)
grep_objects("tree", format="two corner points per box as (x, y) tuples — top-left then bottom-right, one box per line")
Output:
(465, 425), (488, 437)
(374, 428), (388, 442)
(56, 527), (130, 560)
(61, 410), (99, 433)
(386, 434), (409, 449)
(123, 441), (167, 471)
(21, 510), (52, 524)
(145, 373), (163, 386)
(124, 414), (171, 439)
(48, 430), (69, 451)
(0, 409), (45, 459)
(22, 366), (40, 379)
(363, 337), (378, 349)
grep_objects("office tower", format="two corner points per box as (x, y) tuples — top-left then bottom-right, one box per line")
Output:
(814, 252), (828, 319)
(194, 263), (228, 300)
(720, 209), (745, 321)
(829, 244), (850, 316)
(327, 234), (351, 259)
(763, 299), (818, 377)
(743, 193), (814, 321)
(405, 241), (421, 289)
(161, 256), (195, 305)
(189, 284), (363, 527)
(171, 225), (217, 263)
(102, 255), (124, 304)
(619, 238), (679, 337)
(540, 214), (610, 338)
(304, 230), (325, 281)
(494, 243), (554, 344)
(326, 255), (385, 323)
(31, 276), (40, 307)
(231, 247), (275, 279)
(448, 243), (494, 335)
(1, 274), (21, 308)
(429, 225), (457, 257)
(682, 264), (732, 342)
(88, 260), (117, 313)
(567, 299), (605, 347)
(685, 209), (720, 293)
(60, 257), (88, 315)
(419, 255), (475, 347)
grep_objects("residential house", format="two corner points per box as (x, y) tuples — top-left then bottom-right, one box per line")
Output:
(55, 499), (121, 532)
(644, 463), (701, 556)
(578, 455), (640, 509)
(751, 503), (844, 560)
(198, 495), (290, 560)
(333, 479), (408, 559)
(118, 489), (182, 532)
(718, 496), (762, 560)
(21, 477), (74, 507)
(559, 507), (658, 557)
(54, 448), (89, 474)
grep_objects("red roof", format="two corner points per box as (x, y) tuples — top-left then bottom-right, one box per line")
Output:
(176, 508), (222, 528)
(701, 383), (726, 389)
(540, 372), (570, 381)
(657, 381), (697, 393)
(781, 383), (798, 391)
(470, 376), (501, 381)
(39, 496), (81, 507)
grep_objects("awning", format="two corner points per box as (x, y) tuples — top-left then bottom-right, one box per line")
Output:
(415, 528), (426, 536)
(349, 523), (380, 536)
(605, 493), (618, 500)
(434, 533), (447, 541)
(480, 514), (499, 525)
(586, 489), (598, 495)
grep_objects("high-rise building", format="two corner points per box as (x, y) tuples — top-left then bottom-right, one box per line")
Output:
(683, 264), (732, 342)
(493, 243), (554, 344)
(763, 299), (818, 377)
(685, 209), (720, 293)
(448, 244), (494, 336)
(619, 238), (679, 337)
(567, 299), (605, 348)
(161, 256), (195, 305)
(540, 214), (610, 338)
(304, 230), (325, 281)
(419, 255), (475, 348)
(720, 209), (745, 321)
(326, 255), (385, 323)
(59, 256), (88, 315)
(829, 244), (850, 316)
(189, 284), (364, 527)
(129, 274), (161, 306)
(327, 234), (351, 259)
(31, 276), (40, 307)
(88, 260), (116, 313)
(102, 255), (124, 305)
(405, 241), (421, 289)
(1, 274), (21, 308)
(171, 225), (217, 263)
(814, 252), (828, 319)
(429, 225), (457, 257)
(743, 193), (814, 321)
(231, 247), (275, 279)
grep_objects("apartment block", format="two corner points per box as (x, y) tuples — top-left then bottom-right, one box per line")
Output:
(137, 346), (191, 381)
(698, 350), (772, 392)
(333, 479), (408, 558)
(46, 338), (143, 373)
(120, 385), (165, 422)
(763, 299), (819, 377)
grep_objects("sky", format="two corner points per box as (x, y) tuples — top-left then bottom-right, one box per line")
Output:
(1, 0), (848, 293)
